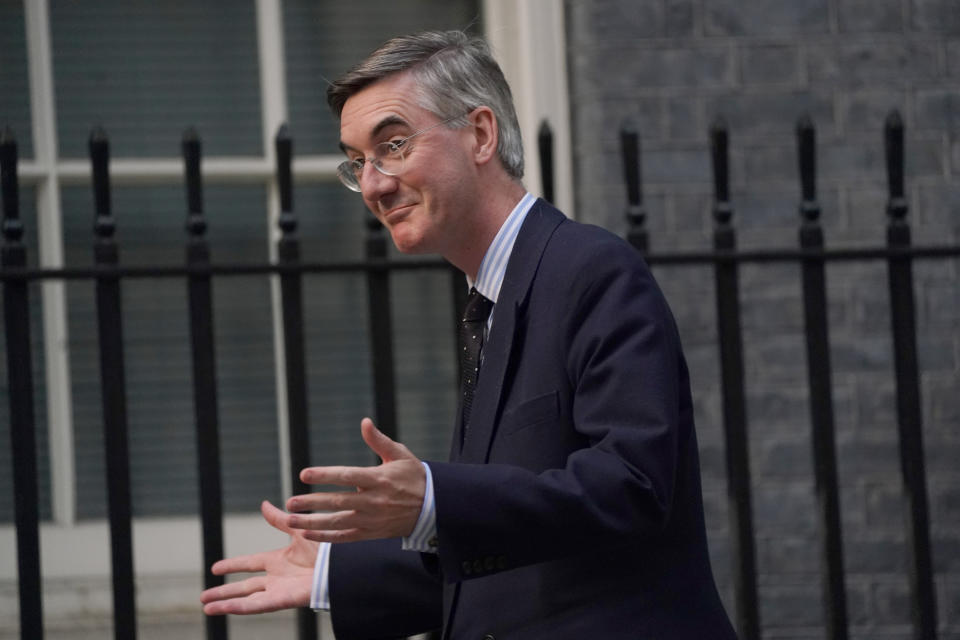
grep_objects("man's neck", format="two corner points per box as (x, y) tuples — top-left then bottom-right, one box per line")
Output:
(454, 179), (527, 281)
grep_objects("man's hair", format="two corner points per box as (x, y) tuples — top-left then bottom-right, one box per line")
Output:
(328, 30), (524, 180)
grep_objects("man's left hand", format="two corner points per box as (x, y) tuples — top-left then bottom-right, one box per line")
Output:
(283, 417), (426, 543)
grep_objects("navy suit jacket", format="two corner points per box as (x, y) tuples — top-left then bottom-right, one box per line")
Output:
(329, 201), (736, 639)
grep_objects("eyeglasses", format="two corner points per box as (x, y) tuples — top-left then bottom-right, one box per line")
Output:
(336, 114), (464, 192)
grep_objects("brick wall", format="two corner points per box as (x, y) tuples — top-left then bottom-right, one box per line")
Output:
(564, 1), (959, 638)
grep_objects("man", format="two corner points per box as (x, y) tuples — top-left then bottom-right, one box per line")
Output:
(201, 30), (736, 639)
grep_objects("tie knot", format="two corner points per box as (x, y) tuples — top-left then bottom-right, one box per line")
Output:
(462, 288), (493, 323)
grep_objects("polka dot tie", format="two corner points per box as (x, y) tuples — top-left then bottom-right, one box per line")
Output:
(459, 288), (493, 435)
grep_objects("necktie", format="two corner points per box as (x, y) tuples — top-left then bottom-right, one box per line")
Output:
(459, 288), (493, 432)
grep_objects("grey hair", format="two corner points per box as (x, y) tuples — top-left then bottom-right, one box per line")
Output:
(327, 30), (524, 180)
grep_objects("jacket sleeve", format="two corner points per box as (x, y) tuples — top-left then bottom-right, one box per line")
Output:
(328, 538), (443, 639)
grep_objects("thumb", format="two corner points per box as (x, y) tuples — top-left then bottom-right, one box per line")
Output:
(361, 417), (413, 463)
(260, 500), (294, 535)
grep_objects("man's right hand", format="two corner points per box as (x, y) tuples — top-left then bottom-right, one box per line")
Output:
(200, 501), (318, 615)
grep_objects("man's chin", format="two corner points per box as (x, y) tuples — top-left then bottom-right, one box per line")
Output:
(392, 243), (432, 255)
(388, 232), (430, 255)
(392, 236), (428, 256)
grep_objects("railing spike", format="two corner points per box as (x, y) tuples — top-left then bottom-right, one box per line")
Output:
(182, 128), (204, 221)
(88, 127), (114, 240)
(275, 123), (294, 230)
(620, 119), (647, 252)
(1, 128), (21, 241)
(710, 117), (731, 225)
(620, 118), (642, 207)
(796, 114), (818, 222)
(538, 119), (554, 204)
(885, 110), (906, 218)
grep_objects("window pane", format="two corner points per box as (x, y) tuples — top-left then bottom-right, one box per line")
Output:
(283, 0), (482, 155)
(0, 2), (34, 158)
(62, 184), (280, 518)
(51, 1), (262, 159)
(0, 187), (52, 523)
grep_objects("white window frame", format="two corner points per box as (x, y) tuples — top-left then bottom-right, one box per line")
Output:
(2, 0), (571, 599)
(484, 0), (574, 218)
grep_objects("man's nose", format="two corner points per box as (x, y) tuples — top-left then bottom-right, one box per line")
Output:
(359, 162), (398, 200)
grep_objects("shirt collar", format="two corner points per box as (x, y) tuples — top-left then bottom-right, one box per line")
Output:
(468, 192), (536, 304)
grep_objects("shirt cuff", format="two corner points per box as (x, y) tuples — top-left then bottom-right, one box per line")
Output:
(310, 461), (436, 611)
(310, 541), (331, 611)
(401, 461), (438, 553)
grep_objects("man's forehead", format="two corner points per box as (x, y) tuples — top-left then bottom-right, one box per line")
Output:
(339, 74), (425, 142)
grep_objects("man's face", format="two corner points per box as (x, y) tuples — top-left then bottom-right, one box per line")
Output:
(338, 72), (476, 256)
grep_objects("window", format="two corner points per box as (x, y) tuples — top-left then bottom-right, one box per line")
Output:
(1, 0), (480, 524)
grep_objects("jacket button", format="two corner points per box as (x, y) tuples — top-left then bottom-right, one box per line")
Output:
(484, 556), (495, 571)
(472, 559), (484, 574)
(461, 561), (472, 576)
(483, 635), (495, 640)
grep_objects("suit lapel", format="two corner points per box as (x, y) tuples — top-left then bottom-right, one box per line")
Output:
(458, 201), (565, 462)
(442, 200), (566, 637)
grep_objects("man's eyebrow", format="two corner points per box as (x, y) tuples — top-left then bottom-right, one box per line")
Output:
(338, 115), (410, 154)
(371, 115), (409, 138)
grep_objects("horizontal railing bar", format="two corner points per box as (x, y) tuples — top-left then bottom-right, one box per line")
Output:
(15, 155), (342, 185)
(0, 258), (450, 280)
(645, 245), (960, 264)
(1, 245), (957, 281)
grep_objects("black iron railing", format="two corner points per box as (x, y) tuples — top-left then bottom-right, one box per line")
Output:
(616, 111), (954, 640)
(2, 110), (958, 640)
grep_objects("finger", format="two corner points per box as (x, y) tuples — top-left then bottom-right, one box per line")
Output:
(261, 500), (295, 533)
(360, 417), (414, 463)
(203, 585), (302, 616)
(299, 465), (375, 487)
(286, 509), (362, 532)
(203, 592), (276, 616)
(204, 597), (264, 616)
(302, 527), (365, 544)
(201, 576), (267, 604)
(286, 490), (365, 514)
(210, 551), (271, 576)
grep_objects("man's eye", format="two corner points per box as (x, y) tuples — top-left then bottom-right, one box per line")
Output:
(349, 158), (364, 172)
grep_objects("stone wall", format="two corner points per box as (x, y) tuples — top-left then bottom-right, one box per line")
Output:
(564, 1), (959, 638)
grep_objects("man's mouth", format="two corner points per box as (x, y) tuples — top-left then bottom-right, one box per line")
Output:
(381, 202), (416, 221)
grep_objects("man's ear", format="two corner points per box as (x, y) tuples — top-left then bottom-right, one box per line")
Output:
(469, 106), (499, 166)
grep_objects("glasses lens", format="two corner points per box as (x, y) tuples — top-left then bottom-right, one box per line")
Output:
(336, 161), (362, 192)
(374, 141), (404, 176)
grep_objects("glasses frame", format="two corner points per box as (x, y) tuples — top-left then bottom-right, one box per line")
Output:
(336, 114), (466, 192)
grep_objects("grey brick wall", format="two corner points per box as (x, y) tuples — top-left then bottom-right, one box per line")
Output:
(564, 1), (959, 638)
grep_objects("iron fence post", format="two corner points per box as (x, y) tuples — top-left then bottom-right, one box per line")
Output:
(89, 127), (137, 640)
(2, 128), (45, 640)
(710, 117), (760, 640)
(796, 115), (849, 640)
(183, 129), (228, 640)
(273, 125), (317, 640)
(884, 111), (938, 640)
